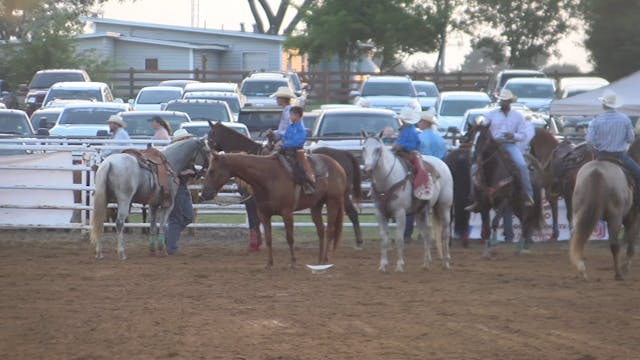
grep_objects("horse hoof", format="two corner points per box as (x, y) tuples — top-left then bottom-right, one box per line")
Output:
(95, 253), (104, 260)
(423, 263), (432, 270)
(378, 266), (387, 273)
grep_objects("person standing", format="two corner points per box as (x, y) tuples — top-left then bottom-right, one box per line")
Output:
(165, 129), (196, 255)
(150, 115), (171, 140)
(102, 115), (131, 158)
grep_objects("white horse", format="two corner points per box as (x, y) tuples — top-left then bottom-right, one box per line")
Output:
(90, 137), (209, 260)
(361, 131), (453, 272)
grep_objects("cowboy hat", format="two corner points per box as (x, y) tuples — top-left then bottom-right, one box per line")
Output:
(270, 86), (296, 99)
(106, 115), (126, 128)
(598, 89), (623, 109)
(172, 128), (193, 141)
(497, 89), (517, 102)
(419, 111), (438, 125)
(395, 106), (421, 124)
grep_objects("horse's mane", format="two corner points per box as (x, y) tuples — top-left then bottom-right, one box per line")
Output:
(209, 122), (262, 154)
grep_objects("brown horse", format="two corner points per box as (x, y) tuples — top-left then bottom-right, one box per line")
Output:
(201, 151), (347, 267)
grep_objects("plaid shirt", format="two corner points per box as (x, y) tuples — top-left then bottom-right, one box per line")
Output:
(586, 110), (634, 153)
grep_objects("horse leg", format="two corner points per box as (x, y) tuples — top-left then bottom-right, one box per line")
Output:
(375, 209), (391, 273)
(417, 210), (432, 269)
(435, 205), (452, 270)
(282, 210), (296, 268)
(548, 194), (559, 241)
(621, 214), (638, 276)
(344, 195), (363, 250)
(115, 201), (130, 260)
(258, 212), (274, 268)
(608, 220), (623, 280)
(148, 206), (158, 256)
(155, 207), (170, 257)
(394, 208), (406, 272)
(310, 203), (326, 264)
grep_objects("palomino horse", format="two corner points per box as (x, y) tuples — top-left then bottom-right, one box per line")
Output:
(90, 138), (209, 260)
(468, 124), (544, 256)
(206, 120), (364, 248)
(361, 132), (453, 272)
(200, 151), (347, 267)
(570, 160), (638, 280)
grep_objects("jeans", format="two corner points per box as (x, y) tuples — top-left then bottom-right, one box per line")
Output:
(599, 151), (640, 191)
(502, 143), (533, 198)
(502, 207), (514, 242)
(166, 182), (194, 254)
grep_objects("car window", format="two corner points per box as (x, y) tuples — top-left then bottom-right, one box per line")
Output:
(45, 89), (101, 104)
(241, 80), (287, 96)
(122, 114), (188, 136)
(414, 83), (439, 97)
(238, 111), (281, 133)
(439, 100), (490, 117)
(505, 83), (554, 99)
(58, 108), (124, 125)
(499, 73), (545, 88)
(0, 113), (32, 135)
(137, 90), (182, 104)
(184, 94), (241, 113)
(165, 103), (230, 122)
(30, 73), (85, 88)
(361, 81), (416, 97)
(318, 113), (399, 136)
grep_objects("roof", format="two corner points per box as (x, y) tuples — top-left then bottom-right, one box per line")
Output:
(77, 33), (228, 51)
(182, 120), (247, 129)
(49, 82), (109, 89)
(497, 69), (545, 75)
(83, 17), (284, 42)
(321, 107), (396, 116)
(61, 102), (130, 110)
(504, 78), (556, 85)
(438, 91), (491, 100)
(138, 86), (184, 93)
(365, 75), (412, 83)
(33, 69), (88, 74)
(120, 110), (189, 117)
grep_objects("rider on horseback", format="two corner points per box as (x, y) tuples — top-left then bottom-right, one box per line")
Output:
(585, 89), (640, 203)
(280, 105), (316, 194)
(466, 89), (534, 212)
(393, 105), (430, 200)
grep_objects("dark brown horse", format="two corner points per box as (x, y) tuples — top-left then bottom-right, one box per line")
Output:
(207, 120), (364, 248)
(201, 151), (347, 267)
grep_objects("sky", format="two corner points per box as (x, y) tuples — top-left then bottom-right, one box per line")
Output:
(95, 0), (592, 72)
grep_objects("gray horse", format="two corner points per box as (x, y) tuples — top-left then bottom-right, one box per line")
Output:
(90, 137), (209, 260)
(361, 131), (453, 272)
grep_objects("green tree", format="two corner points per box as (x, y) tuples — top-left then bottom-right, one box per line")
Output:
(466, 0), (577, 68)
(580, 0), (640, 80)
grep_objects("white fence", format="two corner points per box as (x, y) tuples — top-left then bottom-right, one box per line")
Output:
(0, 138), (380, 230)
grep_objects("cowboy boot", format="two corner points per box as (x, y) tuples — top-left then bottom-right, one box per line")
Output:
(297, 150), (316, 194)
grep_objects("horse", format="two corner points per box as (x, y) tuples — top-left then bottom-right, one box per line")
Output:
(468, 124), (545, 256)
(361, 131), (453, 272)
(200, 151), (348, 267)
(90, 137), (210, 260)
(206, 120), (364, 248)
(569, 161), (638, 280)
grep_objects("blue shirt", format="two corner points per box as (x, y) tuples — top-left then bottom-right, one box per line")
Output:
(282, 121), (306, 148)
(275, 104), (292, 137)
(396, 124), (421, 151)
(418, 129), (447, 159)
(586, 110), (634, 152)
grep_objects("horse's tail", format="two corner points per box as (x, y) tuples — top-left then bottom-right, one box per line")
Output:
(90, 160), (110, 245)
(569, 167), (605, 268)
(349, 152), (362, 205)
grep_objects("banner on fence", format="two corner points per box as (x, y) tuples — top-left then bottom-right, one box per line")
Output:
(468, 195), (608, 241)
(0, 152), (75, 226)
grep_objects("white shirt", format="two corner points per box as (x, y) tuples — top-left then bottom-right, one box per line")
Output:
(484, 108), (528, 143)
(516, 121), (535, 153)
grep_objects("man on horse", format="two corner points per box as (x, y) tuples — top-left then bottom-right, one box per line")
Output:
(466, 89), (534, 212)
(393, 105), (430, 200)
(280, 105), (315, 194)
(586, 89), (640, 203)
(270, 86), (298, 141)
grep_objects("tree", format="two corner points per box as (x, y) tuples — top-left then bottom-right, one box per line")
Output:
(580, 0), (640, 80)
(466, 0), (577, 68)
(246, 0), (315, 35)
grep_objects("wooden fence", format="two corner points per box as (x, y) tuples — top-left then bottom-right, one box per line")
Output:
(99, 69), (589, 105)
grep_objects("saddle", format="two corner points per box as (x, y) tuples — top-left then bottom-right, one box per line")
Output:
(548, 142), (596, 195)
(276, 151), (328, 188)
(122, 147), (176, 204)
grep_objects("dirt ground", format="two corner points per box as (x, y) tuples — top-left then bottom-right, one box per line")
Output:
(1, 229), (639, 360)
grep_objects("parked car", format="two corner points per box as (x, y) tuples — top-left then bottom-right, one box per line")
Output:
(434, 91), (491, 134)
(157, 79), (200, 89)
(557, 76), (609, 99)
(49, 102), (130, 137)
(412, 80), (440, 111)
(485, 69), (546, 101)
(0, 109), (35, 137)
(502, 77), (556, 112)
(30, 107), (64, 130)
(0, 79), (18, 109)
(42, 82), (114, 108)
(25, 69), (91, 115)
(237, 106), (282, 138)
(240, 76), (293, 107)
(182, 91), (245, 120)
(351, 75), (421, 114)
(163, 99), (234, 123)
(183, 82), (241, 97)
(180, 120), (250, 138)
(247, 71), (307, 98)
(119, 111), (191, 138)
(133, 86), (184, 111)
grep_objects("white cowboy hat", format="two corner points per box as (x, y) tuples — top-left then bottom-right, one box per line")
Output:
(598, 89), (623, 109)
(497, 89), (517, 102)
(270, 86), (296, 99)
(172, 128), (193, 141)
(395, 106), (421, 124)
(106, 114), (126, 128)
(420, 111), (438, 125)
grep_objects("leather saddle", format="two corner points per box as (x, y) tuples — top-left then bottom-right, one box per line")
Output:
(122, 147), (176, 204)
(276, 151), (328, 183)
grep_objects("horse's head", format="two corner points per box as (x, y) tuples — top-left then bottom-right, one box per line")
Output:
(201, 150), (232, 200)
(207, 120), (262, 154)
(361, 129), (385, 173)
(468, 120), (496, 161)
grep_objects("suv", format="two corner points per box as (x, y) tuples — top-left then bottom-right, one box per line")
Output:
(48, 102), (130, 137)
(350, 75), (421, 114)
(42, 82), (113, 108)
(25, 69), (91, 115)
(183, 91), (245, 120)
(164, 99), (234, 123)
(240, 75), (294, 107)
(486, 69), (546, 101)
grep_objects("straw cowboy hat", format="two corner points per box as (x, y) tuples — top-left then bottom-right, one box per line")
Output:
(270, 86), (296, 99)
(598, 89), (623, 109)
(497, 89), (517, 102)
(396, 106), (421, 124)
(106, 114), (126, 127)
(172, 128), (193, 141)
(420, 111), (438, 125)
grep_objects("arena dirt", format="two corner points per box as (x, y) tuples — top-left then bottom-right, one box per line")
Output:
(1, 229), (639, 359)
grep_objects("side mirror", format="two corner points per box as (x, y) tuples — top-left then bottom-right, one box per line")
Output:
(349, 90), (360, 98)
(96, 130), (109, 137)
